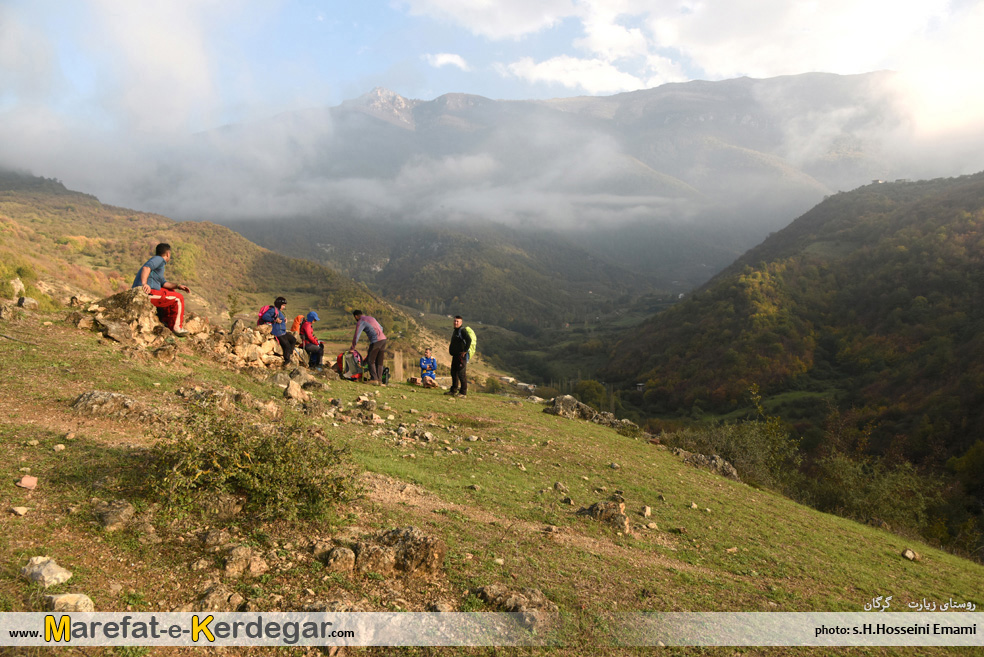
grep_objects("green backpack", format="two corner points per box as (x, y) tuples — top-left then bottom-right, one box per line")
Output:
(464, 326), (477, 361)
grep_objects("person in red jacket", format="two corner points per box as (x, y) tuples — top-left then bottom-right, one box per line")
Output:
(300, 311), (325, 371)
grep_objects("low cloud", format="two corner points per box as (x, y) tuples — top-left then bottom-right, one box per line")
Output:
(500, 55), (647, 94)
(423, 53), (471, 71)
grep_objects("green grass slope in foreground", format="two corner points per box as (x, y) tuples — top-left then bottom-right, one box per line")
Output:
(1, 307), (981, 656)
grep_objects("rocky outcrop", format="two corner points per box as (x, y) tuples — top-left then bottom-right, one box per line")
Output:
(346, 527), (447, 579)
(672, 448), (740, 481)
(71, 391), (146, 418)
(544, 395), (639, 432)
(472, 584), (558, 631)
(576, 501), (632, 534)
(68, 289), (336, 376)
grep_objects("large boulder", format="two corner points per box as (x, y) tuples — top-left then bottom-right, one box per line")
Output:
(544, 395), (598, 421)
(17, 297), (39, 311)
(89, 288), (165, 345)
(378, 527), (447, 578)
(577, 501), (632, 534)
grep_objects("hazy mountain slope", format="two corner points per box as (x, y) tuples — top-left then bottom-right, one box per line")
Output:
(603, 173), (984, 471)
(226, 218), (650, 328)
(161, 71), (935, 294)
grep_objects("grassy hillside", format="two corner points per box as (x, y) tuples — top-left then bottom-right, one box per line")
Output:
(0, 171), (421, 342)
(1, 298), (982, 655)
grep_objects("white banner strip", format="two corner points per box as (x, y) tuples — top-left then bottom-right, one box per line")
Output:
(616, 613), (982, 646)
(0, 612), (555, 647)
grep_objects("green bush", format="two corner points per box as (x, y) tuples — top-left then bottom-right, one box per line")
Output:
(149, 406), (356, 520)
(798, 454), (937, 532)
(664, 388), (801, 489)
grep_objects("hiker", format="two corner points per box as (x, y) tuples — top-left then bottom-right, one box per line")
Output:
(259, 297), (297, 367)
(350, 310), (387, 384)
(132, 242), (190, 336)
(300, 311), (325, 371)
(447, 315), (476, 397)
(419, 347), (438, 388)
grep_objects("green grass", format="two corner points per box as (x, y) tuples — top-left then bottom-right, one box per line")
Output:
(1, 307), (982, 656)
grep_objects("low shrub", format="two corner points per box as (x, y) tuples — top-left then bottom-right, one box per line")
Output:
(149, 405), (357, 520)
(797, 454), (939, 533)
(664, 387), (801, 489)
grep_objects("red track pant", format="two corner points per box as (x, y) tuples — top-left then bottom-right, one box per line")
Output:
(148, 288), (185, 330)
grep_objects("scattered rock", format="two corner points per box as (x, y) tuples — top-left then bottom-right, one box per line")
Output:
(190, 558), (212, 572)
(10, 506), (28, 516)
(224, 545), (267, 577)
(17, 297), (39, 311)
(45, 593), (95, 612)
(53, 444), (66, 452)
(201, 529), (232, 551)
(577, 501), (632, 534)
(354, 544), (396, 576)
(902, 548), (921, 562)
(543, 395), (640, 431)
(16, 475), (37, 490)
(284, 380), (310, 402)
(153, 343), (177, 362)
(196, 583), (239, 612)
(472, 584), (558, 631)
(21, 557), (73, 588)
(94, 500), (135, 531)
(642, 506), (652, 518)
(322, 547), (356, 573)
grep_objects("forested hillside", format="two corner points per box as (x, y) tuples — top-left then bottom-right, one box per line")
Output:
(602, 173), (984, 551)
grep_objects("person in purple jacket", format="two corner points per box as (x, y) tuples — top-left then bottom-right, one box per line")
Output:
(350, 310), (387, 385)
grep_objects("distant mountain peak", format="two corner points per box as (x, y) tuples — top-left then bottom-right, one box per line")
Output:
(343, 87), (420, 129)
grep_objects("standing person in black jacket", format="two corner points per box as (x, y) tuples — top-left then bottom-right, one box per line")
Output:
(447, 315), (473, 397)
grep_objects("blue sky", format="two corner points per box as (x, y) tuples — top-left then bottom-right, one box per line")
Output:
(1, 0), (982, 207)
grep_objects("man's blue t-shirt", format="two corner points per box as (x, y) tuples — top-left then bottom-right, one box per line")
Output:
(132, 255), (167, 290)
(260, 306), (287, 337)
(419, 356), (437, 379)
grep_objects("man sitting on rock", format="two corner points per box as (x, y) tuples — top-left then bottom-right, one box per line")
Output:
(260, 296), (297, 368)
(132, 242), (190, 336)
